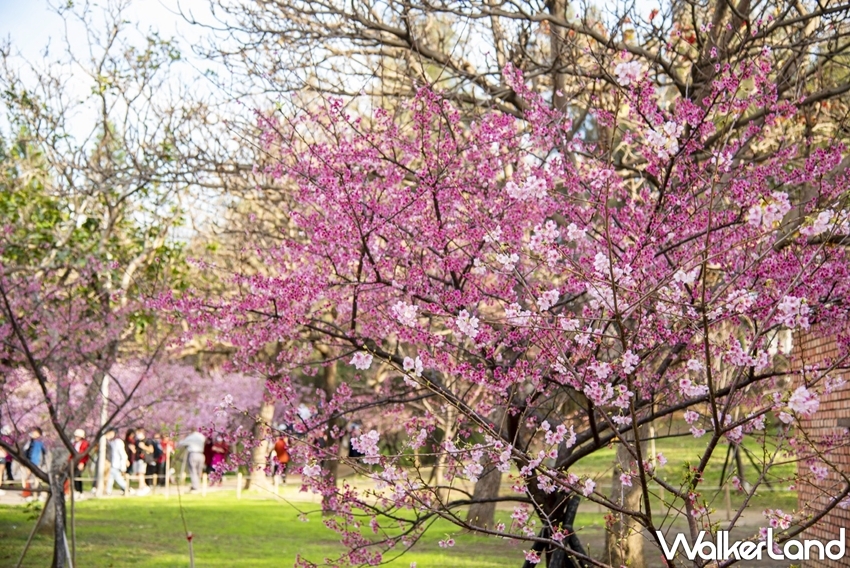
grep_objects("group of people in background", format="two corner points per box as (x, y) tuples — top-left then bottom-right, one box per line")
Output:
(1, 423), (296, 499)
(119, 427), (174, 496)
(0, 425), (231, 500)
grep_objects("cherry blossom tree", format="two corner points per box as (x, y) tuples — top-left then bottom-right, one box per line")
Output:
(0, 1), (209, 564)
(167, 37), (850, 568)
(2, 361), (266, 435)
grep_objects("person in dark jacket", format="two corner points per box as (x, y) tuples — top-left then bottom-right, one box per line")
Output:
(203, 437), (214, 475)
(153, 433), (168, 486)
(125, 429), (137, 474)
(1, 425), (13, 485)
(136, 428), (155, 493)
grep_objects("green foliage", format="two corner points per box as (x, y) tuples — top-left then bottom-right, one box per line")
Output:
(0, 135), (62, 266)
(0, 128), (187, 331)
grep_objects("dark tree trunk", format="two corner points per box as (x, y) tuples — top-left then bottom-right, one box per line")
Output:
(47, 471), (68, 568)
(547, 0), (569, 113)
(466, 461), (502, 528)
(522, 493), (589, 568)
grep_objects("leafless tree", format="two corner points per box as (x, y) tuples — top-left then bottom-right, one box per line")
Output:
(0, 1), (246, 565)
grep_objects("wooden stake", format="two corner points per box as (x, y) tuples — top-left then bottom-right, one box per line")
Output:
(14, 492), (49, 568)
(69, 462), (76, 568)
(201, 472), (208, 496)
(187, 533), (195, 568)
(236, 472), (242, 500)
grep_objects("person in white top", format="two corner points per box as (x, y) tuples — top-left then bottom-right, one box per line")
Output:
(177, 431), (206, 492)
(106, 429), (129, 495)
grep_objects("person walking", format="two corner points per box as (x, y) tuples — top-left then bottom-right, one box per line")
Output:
(140, 430), (158, 486)
(71, 429), (91, 498)
(125, 429), (137, 474)
(272, 425), (291, 483)
(21, 427), (44, 501)
(203, 435), (214, 476)
(153, 433), (168, 486)
(209, 435), (229, 484)
(106, 429), (129, 495)
(177, 431), (206, 493)
(0, 425), (13, 491)
(134, 428), (152, 495)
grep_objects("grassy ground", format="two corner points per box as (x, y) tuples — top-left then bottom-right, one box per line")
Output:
(0, 431), (798, 567)
(0, 493), (606, 568)
(566, 430), (799, 512)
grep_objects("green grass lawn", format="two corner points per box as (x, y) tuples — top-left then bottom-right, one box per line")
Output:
(0, 430), (799, 567)
(567, 430), (799, 513)
(0, 493), (607, 568)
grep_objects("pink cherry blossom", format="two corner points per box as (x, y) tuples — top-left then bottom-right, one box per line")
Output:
(455, 309), (480, 339)
(402, 356), (424, 381)
(505, 176), (547, 201)
(787, 385), (819, 416)
(690, 427), (707, 438)
(621, 350), (639, 374)
(645, 121), (683, 160)
(747, 192), (791, 230)
(537, 288), (560, 311)
(350, 351), (374, 370)
(801, 209), (834, 237)
(391, 301), (419, 327)
(777, 295), (811, 330)
(614, 60), (642, 86)
(763, 509), (793, 530)
(351, 429), (382, 464)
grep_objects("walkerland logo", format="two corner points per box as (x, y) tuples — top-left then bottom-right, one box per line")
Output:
(656, 528), (846, 562)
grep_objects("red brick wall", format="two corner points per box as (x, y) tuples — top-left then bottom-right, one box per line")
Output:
(796, 332), (850, 568)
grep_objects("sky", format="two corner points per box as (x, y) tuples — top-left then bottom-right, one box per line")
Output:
(0, 0), (212, 61)
(0, 0), (230, 238)
(0, 0), (660, 237)
(0, 0), (662, 153)
(0, 0), (230, 138)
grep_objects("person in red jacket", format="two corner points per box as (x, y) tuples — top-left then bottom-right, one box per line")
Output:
(272, 424), (290, 483)
(71, 428), (90, 497)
